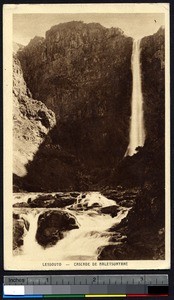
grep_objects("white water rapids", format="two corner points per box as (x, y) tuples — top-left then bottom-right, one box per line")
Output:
(126, 39), (145, 156)
(13, 192), (129, 261)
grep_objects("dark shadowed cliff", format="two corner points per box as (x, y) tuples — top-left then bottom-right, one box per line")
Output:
(14, 23), (165, 195)
(141, 26), (165, 143)
(16, 21), (133, 191)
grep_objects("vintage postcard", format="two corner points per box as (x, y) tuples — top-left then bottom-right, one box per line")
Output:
(3, 3), (170, 270)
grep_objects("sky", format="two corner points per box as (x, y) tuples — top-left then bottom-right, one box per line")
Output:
(13, 13), (165, 46)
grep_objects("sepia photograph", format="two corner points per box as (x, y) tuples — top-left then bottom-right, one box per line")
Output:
(4, 3), (170, 270)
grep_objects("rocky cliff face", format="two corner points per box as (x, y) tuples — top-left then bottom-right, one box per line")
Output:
(13, 46), (56, 188)
(140, 26), (165, 187)
(116, 27), (165, 187)
(14, 23), (165, 193)
(16, 21), (133, 191)
(102, 28), (165, 260)
(141, 26), (165, 143)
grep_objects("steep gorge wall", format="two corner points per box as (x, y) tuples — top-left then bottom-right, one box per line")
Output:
(141, 26), (165, 144)
(15, 21), (133, 191)
(117, 27), (165, 187)
(15, 23), (165, 192)
(17, 22), (132, 174)
(140, 26), (165, 186)
(13, 49), (56, 190)
(98, 28), (166, 260)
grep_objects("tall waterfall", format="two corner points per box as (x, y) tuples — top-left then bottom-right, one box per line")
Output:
(126, 39), (145, 156)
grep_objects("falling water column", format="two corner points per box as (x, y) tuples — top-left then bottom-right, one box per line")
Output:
(126, 39), (145, 157)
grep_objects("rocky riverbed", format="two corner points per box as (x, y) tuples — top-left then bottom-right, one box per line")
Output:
(13, 189), (136, 260)
(13, 187), (164, 261)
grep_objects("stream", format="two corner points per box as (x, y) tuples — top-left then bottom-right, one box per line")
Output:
(13, 192), (130, 261)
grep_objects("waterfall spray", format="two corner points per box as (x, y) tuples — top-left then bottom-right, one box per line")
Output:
(126, 39), (145, 156)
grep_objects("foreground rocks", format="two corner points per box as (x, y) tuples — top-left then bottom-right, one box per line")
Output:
(13, 184), (165, 261)
(36, 210), (79, 247)
(98, 185), (165, 260)
(98, 227), (165, 260)
(13, 213), (30, 250)
(101, 188), (138, 208)
(13, 202), (30, 208)
(13, 192), (80, 208)
(29, 195), (76, 208)
(100, 205), (119, 217)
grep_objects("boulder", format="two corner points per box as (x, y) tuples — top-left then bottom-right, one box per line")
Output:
(13, 215), (30, 250)
(108, 233), (127, 243)
(97, 243), (152, 260)
(54, 197), (76, 207)
(21, 216), (30, 231)
(119, 200), (135, 207)
(32, 194), (54, 201)
(13, 219), (25, 249)
(29, 196), (76, 208)
(89, 202), (101, 209)
(36, 210), (79, 247)
(101, 190), (123, 202)
(13, 202), (30, 208)
(13, 213), (20, 219)
(29, 198), (46, 207)
(70, 192), (80, 197)
(100, 205), (118, 217)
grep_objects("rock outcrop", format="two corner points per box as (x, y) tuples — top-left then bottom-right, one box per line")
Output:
(13, 45), (56, 188)
(100, 205), (118, 217)
(28, 193), (77, 208)
(13, 213), (30, 250)
(141, 26), (165, 143)
(36, 210), (79, 247)
(98, 186), (165, 260)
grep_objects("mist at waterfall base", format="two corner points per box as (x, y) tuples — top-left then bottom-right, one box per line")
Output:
(126, 39), (145, 157)
(13, 192), (129, 261)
